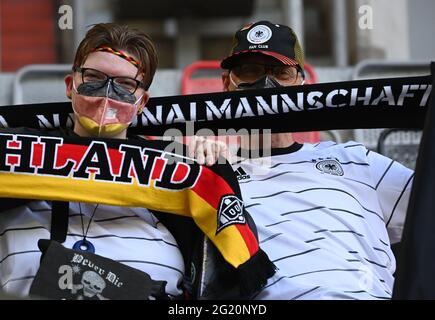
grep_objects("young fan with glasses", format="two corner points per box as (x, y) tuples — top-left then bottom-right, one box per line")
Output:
(0, 23), (252, 300)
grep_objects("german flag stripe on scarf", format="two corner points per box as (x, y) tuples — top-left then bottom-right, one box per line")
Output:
(0, 130), (275, 294)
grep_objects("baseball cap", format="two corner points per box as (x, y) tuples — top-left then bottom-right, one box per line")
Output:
(221, 20), (305, 72)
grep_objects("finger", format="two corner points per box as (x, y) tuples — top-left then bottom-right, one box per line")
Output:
(227, 145), (237, 163)
(224, 139), (236, 163)
(188, 136), (205, 158)
(205, 140), (216, 166)
(187, 137), (196, 158)
(217, 140), (228, 157)
(212, 140), (227, 164)
(194, 138), (206, 165)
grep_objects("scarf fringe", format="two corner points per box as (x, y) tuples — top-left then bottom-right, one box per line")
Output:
(238, 249), (276, 297)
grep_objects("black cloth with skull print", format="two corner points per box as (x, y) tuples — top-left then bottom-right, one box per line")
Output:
(29, 240), (169, 300)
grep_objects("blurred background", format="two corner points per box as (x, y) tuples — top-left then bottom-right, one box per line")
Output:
(1, 0), (434, 71)
(0, 0), (434, 167)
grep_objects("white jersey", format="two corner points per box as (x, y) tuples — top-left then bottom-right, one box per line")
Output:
(0, 201), (185, 298)
(232, 141), (414, 300)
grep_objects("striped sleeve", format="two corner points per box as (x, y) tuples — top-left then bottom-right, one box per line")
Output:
(367, 151), (414, 243)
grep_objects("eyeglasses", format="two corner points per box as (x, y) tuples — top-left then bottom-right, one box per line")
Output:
(231, 63), (301, 83)
(74, 67), (146, 94)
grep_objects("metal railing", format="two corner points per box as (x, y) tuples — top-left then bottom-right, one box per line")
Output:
(352, 60), (430, 168)
(12, 64), (72, 105)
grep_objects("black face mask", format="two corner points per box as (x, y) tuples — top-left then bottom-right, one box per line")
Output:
(76, 80), (136, 104)
(236, 75), (283, 90)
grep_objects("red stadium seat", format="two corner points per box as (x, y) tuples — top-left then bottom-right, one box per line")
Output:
(181, 60), (223, 94)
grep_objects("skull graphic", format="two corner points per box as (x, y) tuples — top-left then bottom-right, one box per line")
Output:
(81, 271), (106, 298)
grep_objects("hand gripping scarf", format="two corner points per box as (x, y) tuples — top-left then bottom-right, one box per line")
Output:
(0, 131), (275, 297)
